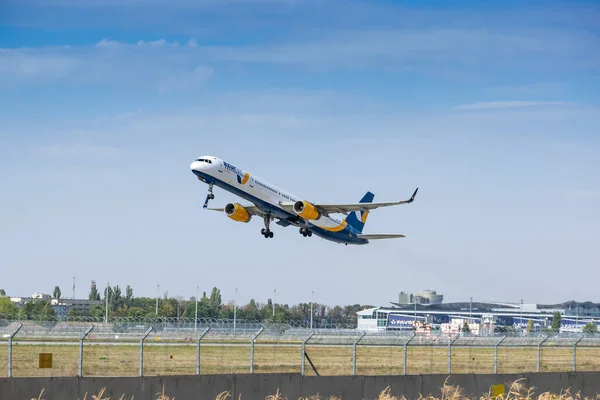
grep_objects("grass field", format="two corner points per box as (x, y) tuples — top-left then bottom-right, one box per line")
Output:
(2, 341), (600, 377)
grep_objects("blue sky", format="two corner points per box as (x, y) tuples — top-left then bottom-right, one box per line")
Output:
(1, 0), (599, 307)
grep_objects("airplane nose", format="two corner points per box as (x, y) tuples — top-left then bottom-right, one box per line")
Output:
(190, 161), (201, 171)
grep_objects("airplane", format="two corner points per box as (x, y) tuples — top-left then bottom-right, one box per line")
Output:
(190, 156), (418, 245)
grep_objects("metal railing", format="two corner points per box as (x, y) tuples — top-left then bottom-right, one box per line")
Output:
(1, 319), (599, 377)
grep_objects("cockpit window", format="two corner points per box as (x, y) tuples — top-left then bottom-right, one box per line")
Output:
(195, 158), (209, 163)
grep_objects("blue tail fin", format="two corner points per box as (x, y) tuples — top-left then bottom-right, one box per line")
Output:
(344, 191), (374, 233)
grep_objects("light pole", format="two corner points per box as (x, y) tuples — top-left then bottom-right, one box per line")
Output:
(195, 285), (199, 331)
(234, 287), (238, 333)
(310, 290), (314, 329)
(520, 299), (523, 330)
(156, 284), (160, 316)
(105, 282), (110, 324)
(273, 289), (276, 317)
(470, 297), (473, 324)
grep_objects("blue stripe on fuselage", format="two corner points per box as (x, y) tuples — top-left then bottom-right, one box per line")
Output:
(193, 170), (368, 245)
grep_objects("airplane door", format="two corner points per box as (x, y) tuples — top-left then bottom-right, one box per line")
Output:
(218, 161), (224, 173)
(249, 177), (255, 188)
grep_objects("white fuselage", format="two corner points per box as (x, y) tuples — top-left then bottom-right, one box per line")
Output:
(190, 156), (348, 232)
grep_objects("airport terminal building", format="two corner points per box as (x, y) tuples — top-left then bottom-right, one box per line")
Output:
(357, 290), (600, 334)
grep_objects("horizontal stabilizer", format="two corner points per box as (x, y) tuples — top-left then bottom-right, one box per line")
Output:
(357, 234), (406, 240)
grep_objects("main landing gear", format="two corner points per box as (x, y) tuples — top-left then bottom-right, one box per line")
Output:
(299, 227), (312, 237)
(261, 215), (274, 238)
(203, 184), (215, 208)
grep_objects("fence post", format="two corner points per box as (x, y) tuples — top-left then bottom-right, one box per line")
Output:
(573, 336), (583, 372)
(196, 327), (210, 375)
(139, 327), (153, 377)
(301, 331), (315, 376)
(448, 334), (460, 374)
(78, 325), (94, 377)
(537, 335), (548, 372)
(250, 327), (264, 373)
(493, 336), (507, 374)
(404, 333), (416, 375)
(8, 323), (23, 378)
(352, 332), (366, 376)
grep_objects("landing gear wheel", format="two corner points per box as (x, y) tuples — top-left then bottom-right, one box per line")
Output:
(262, 215), (274, 238)
(300, 227), (312, 237)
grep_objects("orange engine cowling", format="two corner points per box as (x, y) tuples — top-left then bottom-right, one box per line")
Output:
(293, 200), (320, 220)
(225, 203), (251, 223)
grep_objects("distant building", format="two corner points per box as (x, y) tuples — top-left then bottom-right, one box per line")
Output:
(31, 293), (51, 300)
(9, 292), (102, 320)
(50, 298), (103, 313)
(357, 299), (600, 334)
(398, 289), (443, 305)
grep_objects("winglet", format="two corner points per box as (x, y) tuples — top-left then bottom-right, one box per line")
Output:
(407, 188), (418, 203)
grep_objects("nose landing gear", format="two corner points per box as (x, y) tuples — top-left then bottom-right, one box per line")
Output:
(203, 184), (215, 208)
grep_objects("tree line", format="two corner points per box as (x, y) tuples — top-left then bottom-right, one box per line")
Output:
(0, 285), (371, 326)
(1, 286), (598, 333)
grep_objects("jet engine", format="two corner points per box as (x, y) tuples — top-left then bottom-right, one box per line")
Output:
(225, 203), (252, 223)
(293, 200), (320, 220)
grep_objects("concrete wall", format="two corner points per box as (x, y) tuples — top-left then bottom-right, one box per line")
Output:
(2, 372), (600, 400)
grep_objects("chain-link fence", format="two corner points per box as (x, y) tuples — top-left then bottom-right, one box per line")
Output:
(1, 319), (600, 378)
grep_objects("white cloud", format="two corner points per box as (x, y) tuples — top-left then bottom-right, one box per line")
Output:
(453, 101), (573, 111)
(0, 49), (80, 81)
(157, 65), (214, 92)
(1, 25), (598, 87)
(0, 41), (214, 90)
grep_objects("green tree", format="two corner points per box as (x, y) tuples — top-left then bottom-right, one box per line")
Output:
(209, 287), (222, 316)
(90, 305), (105, 319)
(0, 297), (18, 314)
(551, 312), (562, 332)
(111, 285), (122, 311)
(462, 320), (471, 333)
(582, 322), (598, 334)
(0, 289), (6, 296)
(243, 299), (261, 321)
(67, 307), (92, 318)
(125, 285), (133, 306)
(53, 286), (61, 300)
(89, 283), (101, 301)
(19, 300), (56, 319)
(127, 306), (146, 318)
(526, 319), (534, 333)
(159, 301), (175, 317)
(103, 285), (113, 301)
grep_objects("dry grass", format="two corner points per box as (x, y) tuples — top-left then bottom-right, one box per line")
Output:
(5, 343), (600, 378)
(28, 379), (600, 400)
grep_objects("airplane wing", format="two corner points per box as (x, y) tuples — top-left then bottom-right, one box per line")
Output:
(279, 188), (418, 216)
(357, 234), (406, 240)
